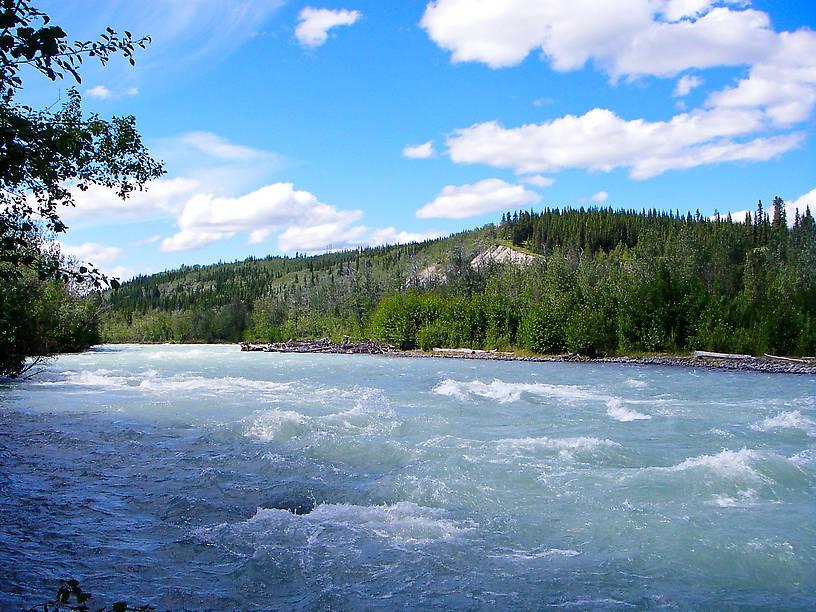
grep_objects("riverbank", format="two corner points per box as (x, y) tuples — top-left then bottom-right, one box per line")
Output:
(240, 341), (816, 375)
(397, 351), (816, 375)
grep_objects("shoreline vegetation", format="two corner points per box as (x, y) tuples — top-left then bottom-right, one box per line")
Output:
(11, 203), (816, 377)
(100, 204), (816, 367)
(239, 339), (816, 375)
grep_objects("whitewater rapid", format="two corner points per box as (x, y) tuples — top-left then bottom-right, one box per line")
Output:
(1, 344), (814, 609)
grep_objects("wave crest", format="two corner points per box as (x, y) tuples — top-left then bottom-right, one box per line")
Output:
(434, 378), (598, 403)
(606, 398), (651, 422)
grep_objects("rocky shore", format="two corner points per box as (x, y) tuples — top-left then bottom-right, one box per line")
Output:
(241, 340), (816, 375)
(241, 338), (394, 355)
(396, 350), (816, 375)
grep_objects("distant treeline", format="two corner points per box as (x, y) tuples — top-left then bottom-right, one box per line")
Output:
(100, 199), (816, 357)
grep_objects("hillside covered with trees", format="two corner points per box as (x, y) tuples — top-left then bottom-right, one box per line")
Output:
(100, 198), (816, 357)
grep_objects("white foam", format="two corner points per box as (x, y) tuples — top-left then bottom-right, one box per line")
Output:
(34, 369), (131, 389)
(625, 378), (648, 389)
(434, 378), (599, 404)
(667, 449), (761, 478)
(143, 347), (212, 360)
(307, 502), (470, 545)
(492, 547), (580, 560)
(751, 410), (815, 434)
(245, 408), (310, 441)
(138, 374), (292, 395)
(710, 489), (757, 507)
(713, 489), (756, 508)
(790, 449), (816, 467)
(34, 367), (296, 399)
(497, 436), (621, 454)
(199, 501), (472, 549)
(606, 398), (651, 422)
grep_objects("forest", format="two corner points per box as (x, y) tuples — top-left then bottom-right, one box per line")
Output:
(98, 198), (816, 358)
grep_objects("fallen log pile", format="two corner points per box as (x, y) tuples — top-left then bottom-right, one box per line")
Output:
(240, 338), (395, 355)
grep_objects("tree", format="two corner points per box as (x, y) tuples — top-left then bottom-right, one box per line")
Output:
(1, 0), (164, 376)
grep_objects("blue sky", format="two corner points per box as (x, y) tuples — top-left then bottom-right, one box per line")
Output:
(26, 0), (816, 280)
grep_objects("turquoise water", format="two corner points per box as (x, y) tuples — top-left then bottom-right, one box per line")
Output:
(1, 344), (814, 610)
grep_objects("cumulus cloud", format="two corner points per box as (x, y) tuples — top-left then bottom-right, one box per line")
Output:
(717, 189), (816, 227)
(276, 224), (444, 254)
(295, 7), (361, 48)
(61, 178), (200, 223)
(86, 85), (115, 99)
(55, 241), (134, 280)
(160, 183), (363, 252)
(706, 29), (816, 125)
(673, 74), (703, 97)
(366, 227), (445, 246)
(421, 1), (774, 78)
(276, 222), (366, 253)
(446, 107), (803, 179)
(86, 85), (141, 100)
(520, 174), (555, 188)
(57, 242), (123, 266)
(591, 190), (609, 203)
(422, 2), (815, 179)
(416, 179), (540, 219)
(789, 188), (816, 219)
(402, 141), (435, 159)
(661, 0), (720, 22)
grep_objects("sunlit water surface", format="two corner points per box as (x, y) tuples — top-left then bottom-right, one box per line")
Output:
(1, 344), (815, 609)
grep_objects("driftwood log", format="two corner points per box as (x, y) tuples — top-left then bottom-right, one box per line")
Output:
(240, 338), (394, 355)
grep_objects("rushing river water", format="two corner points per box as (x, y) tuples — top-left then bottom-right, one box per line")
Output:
(1, 344), (815, 610)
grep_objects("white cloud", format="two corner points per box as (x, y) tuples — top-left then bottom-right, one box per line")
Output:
(591, 190), (609, 203)
(152, 132), (285, 197)
(789, 188), (816, 220)
(402, 141), (435, 159)
(520, 174), (555, 188)
(61, 178), (200, 224)
(131, 235), (161, 246)
(421, 1), (773, 78)
(55, 241), (134, 280)
(717, 190), (816, 227)
(673, 74), (703, 97)
(57, 242), (123, 266)
(108, 266), (137, 281)
(661, 0), (719, 22)
(73, 1), (286, 79)
(295, 7), (361, 48)
(60, 133), (289, 236)
(276, 222), (366, 253)
(160, 183), (362, 252)
(445, 107), (803, 179)
(423, 2), (813, 179)
(176, 131), (276, 162)
(86, 85), (115, 99)
(366, 227), (445, 246)
(706, 29), (816, 125)
(276, 225), (445, 254)
(416, 179), (540, 219)
(86, 85), (140, 100)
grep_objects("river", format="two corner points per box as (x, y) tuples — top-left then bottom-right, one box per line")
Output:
(1, 344), (814, 609)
